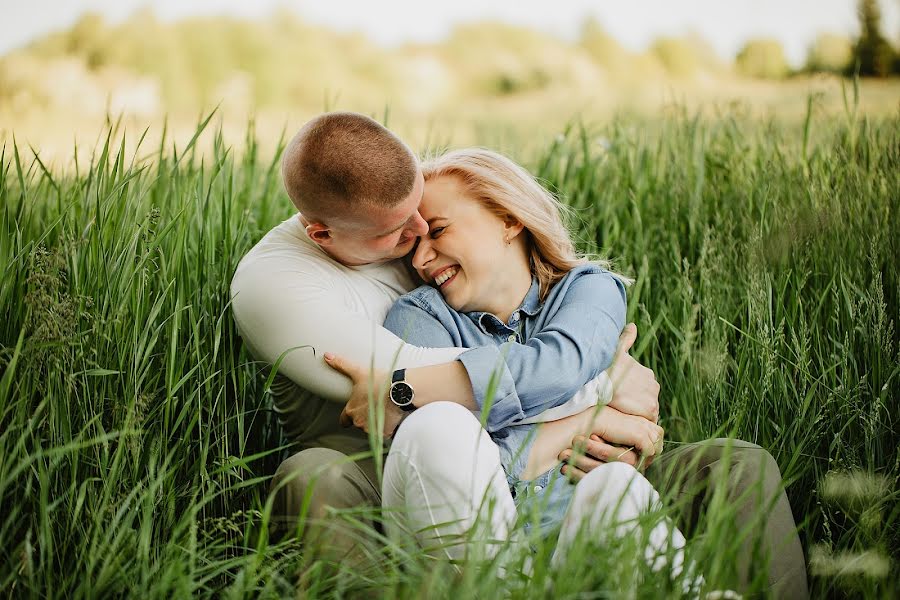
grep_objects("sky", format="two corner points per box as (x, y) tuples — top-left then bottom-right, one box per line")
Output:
(1, 0), (898, 67)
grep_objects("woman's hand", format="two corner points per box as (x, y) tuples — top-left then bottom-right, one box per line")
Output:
(606, 323), (661, 423)
(323, 352), (406, 437)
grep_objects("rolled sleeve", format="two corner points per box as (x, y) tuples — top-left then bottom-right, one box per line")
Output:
(459, 270), (626, 428)
(387, 291), (527, 431)
(457, 345), (526, 431)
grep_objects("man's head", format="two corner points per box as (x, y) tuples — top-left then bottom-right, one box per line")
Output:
(282, 112), (428, 266)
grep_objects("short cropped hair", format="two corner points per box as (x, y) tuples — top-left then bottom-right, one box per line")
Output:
(282, 112), (418, 219)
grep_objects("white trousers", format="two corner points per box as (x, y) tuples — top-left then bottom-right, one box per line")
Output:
(382, 402), (688, 574)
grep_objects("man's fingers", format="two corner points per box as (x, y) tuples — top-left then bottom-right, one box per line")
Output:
(636, 425), (664, 457)
(587, 438), (640, 466)
(559, 448), (603, 473)
(562, 464), (588, 483)
(339, 407), (353, 428)
(615, 322), (638, 357)
(323, 352), (360, 379)
(578, 438), (640, 466)
(560, 439), (640, 468)
(635, 434), (656, 457)
(340, 405), (370, 432)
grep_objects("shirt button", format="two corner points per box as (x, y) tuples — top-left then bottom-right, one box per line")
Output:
(507, 334), (517, 342)
(533, 485), (543, 492)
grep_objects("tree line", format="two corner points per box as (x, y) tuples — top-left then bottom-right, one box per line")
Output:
(1, 1), (897, 115)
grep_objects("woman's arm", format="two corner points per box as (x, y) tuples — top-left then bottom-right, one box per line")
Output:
(381, 281), (623, 426)
(521, 405), (665, 480)
(332, 271), (628, 435)
(397, 269), (626, 431)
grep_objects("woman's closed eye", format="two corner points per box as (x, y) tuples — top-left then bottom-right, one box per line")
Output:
(429, 226), (446, 239)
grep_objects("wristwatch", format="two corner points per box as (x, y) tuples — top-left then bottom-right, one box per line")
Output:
(389, 369), (416, 411)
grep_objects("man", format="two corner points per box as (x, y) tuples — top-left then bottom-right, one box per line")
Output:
(230, 112), (807, 597)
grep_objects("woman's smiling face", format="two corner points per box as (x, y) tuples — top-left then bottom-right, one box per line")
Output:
(412, 175), (531, 319)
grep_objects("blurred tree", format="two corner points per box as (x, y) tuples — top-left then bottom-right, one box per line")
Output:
(176, 17), (236, 106)
(806, 33), (853, 74)
(106, 9), (200, 110)
(736, 39), (790, 79)
(651, 36), (701, 77)
(66, 13), (108, 70)
(852, 0), (895, 77)
(683, 32), (725, 74)
(579, 18), (633, 79)
(580, 18), (677, 87)
(441, 23), (564, 95)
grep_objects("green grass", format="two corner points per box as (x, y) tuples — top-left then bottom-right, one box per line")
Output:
(1, 101), (897, 598)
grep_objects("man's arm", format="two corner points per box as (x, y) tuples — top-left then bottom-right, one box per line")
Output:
(230, 269), (463, 403)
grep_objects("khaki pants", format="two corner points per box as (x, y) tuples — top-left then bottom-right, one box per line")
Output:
(270, 437), (808, 598)
(645, 439), (809, 598)
(269, 447), (381, 566)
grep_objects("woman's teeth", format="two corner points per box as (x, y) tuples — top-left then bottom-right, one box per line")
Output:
(435, 267), (458, 286)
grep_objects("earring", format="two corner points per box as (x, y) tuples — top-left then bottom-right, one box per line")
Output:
(504, 236), (511, 245)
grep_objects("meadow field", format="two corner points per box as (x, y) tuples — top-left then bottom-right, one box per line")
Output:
(0, 97), (897, 597)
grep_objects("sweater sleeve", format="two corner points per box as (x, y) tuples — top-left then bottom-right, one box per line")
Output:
(230, 270), (463, 403)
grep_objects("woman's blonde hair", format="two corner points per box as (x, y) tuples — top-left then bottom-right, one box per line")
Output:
(420, 147), (630, 301)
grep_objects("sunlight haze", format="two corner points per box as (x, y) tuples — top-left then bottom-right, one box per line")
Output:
(3, 0), (898, 66)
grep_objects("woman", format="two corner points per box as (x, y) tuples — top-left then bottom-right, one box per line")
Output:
(326, 148), (695, 585)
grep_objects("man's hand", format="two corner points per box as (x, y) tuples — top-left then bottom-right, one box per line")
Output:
(589, 406), (664, 457)
(560, 418), (663, 483)
(606, 323), (660, 423)
(324, 353), (405, 437)
(559, 434), (642, 481)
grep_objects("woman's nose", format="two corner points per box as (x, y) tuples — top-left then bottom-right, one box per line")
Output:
(412, 236), (434, 273)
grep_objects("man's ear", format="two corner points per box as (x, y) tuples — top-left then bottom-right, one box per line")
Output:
(305, 221), (333, 246)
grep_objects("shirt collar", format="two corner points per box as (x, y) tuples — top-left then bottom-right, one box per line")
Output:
(518, 276), (543, 316)
(470, 276), (543, 334)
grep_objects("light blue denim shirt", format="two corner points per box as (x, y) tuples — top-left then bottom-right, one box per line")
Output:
(383, 264), (627, 434)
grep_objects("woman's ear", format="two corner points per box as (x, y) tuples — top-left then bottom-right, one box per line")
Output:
(503, 218), (525, 242)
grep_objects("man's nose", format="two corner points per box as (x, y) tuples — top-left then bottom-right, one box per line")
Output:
(409, 211), (429, 237)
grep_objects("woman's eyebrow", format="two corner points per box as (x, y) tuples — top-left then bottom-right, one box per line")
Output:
(426, 217), (447, 225)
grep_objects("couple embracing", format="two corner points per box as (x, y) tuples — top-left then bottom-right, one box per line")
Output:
(231, 112), (808, 597)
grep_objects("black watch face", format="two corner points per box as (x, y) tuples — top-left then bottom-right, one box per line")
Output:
(391, 382), (414, 406)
